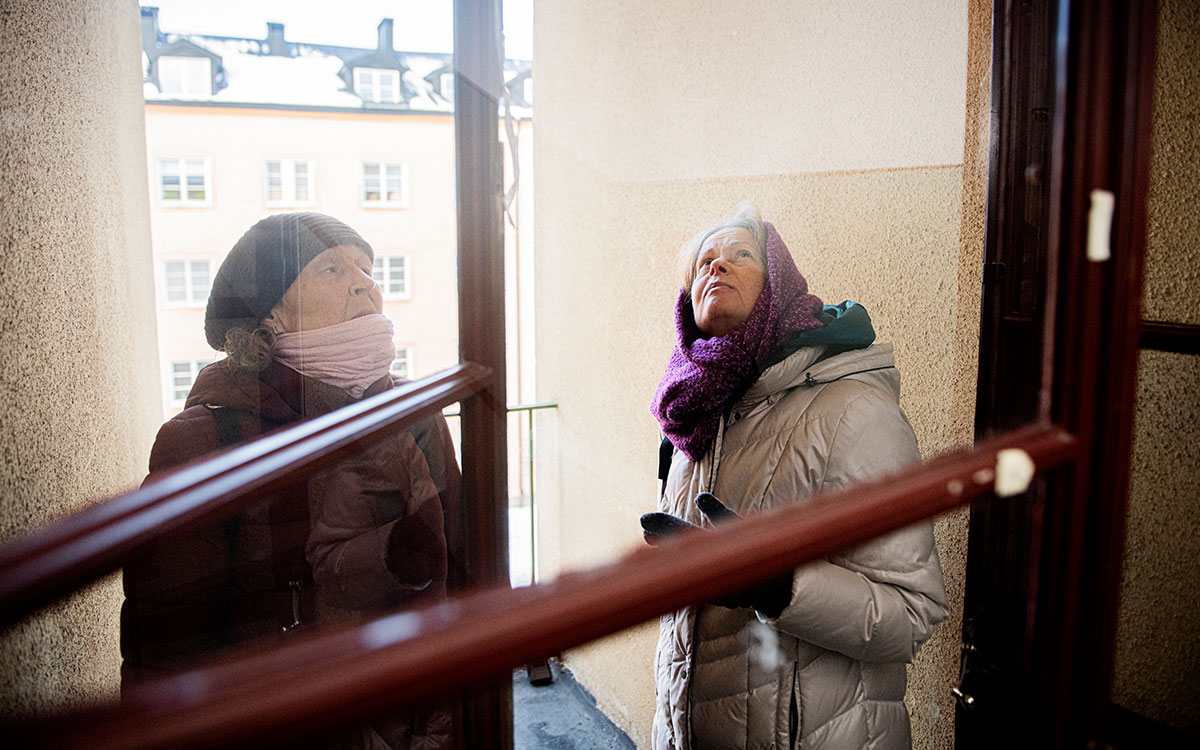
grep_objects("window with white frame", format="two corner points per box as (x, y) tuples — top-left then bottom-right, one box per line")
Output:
(265, 159), (314, 206)
(158, 158), (211, 205)
(163, 259), (211, 306)
(440, 72), (455, 100)
(158, 56), (212, 96)
(372, 255), (410, 299)
(169, 359), (213, 405)
(390, 346), (413, 379)
(354, 67), (401, 103)
(362, 162), (407, 207)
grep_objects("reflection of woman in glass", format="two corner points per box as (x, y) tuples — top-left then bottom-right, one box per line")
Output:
(122, 213), (461, 748)
(644, 204), (947, 750)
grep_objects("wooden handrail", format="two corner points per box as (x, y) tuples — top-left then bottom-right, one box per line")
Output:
(14, 424), (1078, 749)
(0, 363), (490, 628)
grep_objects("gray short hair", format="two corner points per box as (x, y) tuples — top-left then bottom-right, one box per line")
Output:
(678, 202), (767, 297)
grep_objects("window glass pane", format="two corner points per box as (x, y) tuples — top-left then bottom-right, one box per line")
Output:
(389, 259), (405, 293)
(164, 261), (186, 302)
(385, 165), (404, 202)
(159, 160), (180, 200)
(187, 57), (211, 93)
(363, 163), (381, 201)
(139, 4), (467, 696)
(266, 161), (282, 201)
(160, 59), (184, 93)
(191, 260), (210, 301)
(294, 162), (309, 201)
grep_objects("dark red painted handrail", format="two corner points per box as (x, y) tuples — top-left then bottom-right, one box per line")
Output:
(15, 423), (1078, 749)
(0, 363), (490, 628)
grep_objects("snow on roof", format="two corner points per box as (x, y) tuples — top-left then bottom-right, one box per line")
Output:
(145, 32), (531, 117)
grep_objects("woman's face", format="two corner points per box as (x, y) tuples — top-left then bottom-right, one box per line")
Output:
(689, 227), (766, 337)
(267, 245), (382, 333)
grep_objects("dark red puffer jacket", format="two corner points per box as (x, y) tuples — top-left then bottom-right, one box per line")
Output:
(121, 358), (463, 748)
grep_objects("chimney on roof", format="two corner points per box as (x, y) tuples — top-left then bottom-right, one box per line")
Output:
(266, 22), (287, 56)
(377, 18), (394, 52)
(140, 6), (160, 54)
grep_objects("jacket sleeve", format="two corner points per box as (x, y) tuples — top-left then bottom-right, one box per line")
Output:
(763, 388), (949, 663)
(305, 432), (445, 612)
(408, 413), (465, 590)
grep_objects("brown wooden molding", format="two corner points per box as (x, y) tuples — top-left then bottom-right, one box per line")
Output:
(1139, 319), (1200, 354)
(10, 425), (1078, 749)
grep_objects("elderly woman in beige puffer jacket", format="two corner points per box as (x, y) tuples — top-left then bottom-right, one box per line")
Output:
(644, 204), (948, 750)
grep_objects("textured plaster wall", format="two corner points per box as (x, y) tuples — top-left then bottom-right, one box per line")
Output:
(1112, 352), (1200, 736)
(1110, 0), (1200, 737)
(0, 0), (160, 717)
(1141, 0), (1200, 325)
(534, 1), (989, 747)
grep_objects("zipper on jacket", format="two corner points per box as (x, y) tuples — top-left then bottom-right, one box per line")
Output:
(706, 412), (728, 496)
(789, 662), (800, 750)
(802, 365), (895, 388)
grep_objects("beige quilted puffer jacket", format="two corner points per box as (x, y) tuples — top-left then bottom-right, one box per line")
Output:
(652, 343), (948, 750)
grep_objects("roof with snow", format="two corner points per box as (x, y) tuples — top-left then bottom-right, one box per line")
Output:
(140, 8), (531, 118)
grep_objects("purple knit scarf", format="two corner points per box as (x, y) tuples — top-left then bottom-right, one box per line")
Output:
(650, 222), (823, 461)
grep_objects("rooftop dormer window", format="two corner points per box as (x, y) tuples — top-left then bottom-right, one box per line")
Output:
(355, 67), (400, 104)
(159, 56), (212, 96)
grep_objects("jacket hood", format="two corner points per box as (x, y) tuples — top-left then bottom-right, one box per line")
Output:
(760, 300), (876, 369)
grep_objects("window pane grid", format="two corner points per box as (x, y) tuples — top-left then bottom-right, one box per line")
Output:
(159, 158), (208, 205)
(363, 162), (405, 206)
(170, 359), (213, 404)
(265, 159), (313, 205)
(373, 256), (409, 298)
(164, 260), (211, 305)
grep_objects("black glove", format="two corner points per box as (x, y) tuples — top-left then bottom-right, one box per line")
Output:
(640, 493), (793, 618)
(386, 497), (448, 593)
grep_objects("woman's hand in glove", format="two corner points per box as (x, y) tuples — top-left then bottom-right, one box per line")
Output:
(640, 492), (793, 618)
(386, 496), (448, 592)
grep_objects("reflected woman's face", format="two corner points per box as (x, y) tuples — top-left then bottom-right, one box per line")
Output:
(267, 245), (382, 333)
(690, 227), (766, 338)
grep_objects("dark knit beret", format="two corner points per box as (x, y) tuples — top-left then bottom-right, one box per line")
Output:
(204, 212), (374, 350)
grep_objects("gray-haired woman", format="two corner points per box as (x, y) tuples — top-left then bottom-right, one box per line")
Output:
(644, 204), (948, 750)
(122, 212), (462, 748)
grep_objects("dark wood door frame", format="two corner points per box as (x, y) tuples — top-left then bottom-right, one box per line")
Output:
(454, 0), (513, 747)
(962, 0), (1159, 748)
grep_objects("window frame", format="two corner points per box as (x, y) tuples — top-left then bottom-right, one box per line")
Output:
(157, 157), (212, 207)
(263, 158), (315, 207)
(361, 162), (409, 208)
(161, 258), (212, 308)
(354, 67), (401, 104)
(167, 358), (214, 407)
(372, 254), (411, 300)
(389, 345), (414, 379)
(158, 55), (213, 96)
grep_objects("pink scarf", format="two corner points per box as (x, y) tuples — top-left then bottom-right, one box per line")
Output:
(273, 314), (396, 398)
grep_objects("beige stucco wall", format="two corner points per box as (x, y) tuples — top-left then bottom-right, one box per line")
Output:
(1140, 0), (1200, 326)
(534, 1), (988, 747)
(0, 0), (160, 718)
(1111, 0), (1200, 738)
